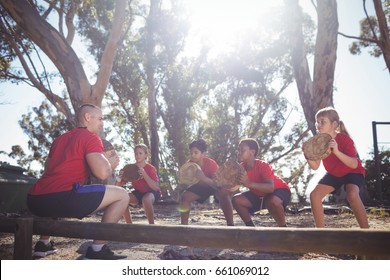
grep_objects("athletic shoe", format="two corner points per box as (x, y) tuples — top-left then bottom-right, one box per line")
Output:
(33, 240), (57, 257)
(84, 245), (127, 260)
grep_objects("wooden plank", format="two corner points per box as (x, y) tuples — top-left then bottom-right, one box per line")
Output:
(2, 217), (389, 258)
(0, 216), (17, 233)
(13, 217), (33, 260)
(31, 219), (390, 258)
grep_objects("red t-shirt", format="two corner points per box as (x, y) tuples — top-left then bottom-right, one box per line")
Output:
(322, 133), (365, 177)
(241, 159), (290, 197)
(29, 128), (104, 195)
(189, 157), (219, 179)
(131, 163), (160, 193)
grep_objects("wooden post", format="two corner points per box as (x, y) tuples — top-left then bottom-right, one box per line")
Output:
(13, 217), (33, 260)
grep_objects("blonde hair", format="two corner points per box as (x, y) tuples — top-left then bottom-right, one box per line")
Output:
(315, 107), (350, 136)
(134, 143), (149, 155)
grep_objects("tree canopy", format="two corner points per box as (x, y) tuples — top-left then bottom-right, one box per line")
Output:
(0, 0), (351, 201)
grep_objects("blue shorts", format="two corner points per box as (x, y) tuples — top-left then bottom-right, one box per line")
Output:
(132, 189), (161, 204)
(27, 183), (105, 219)
(318, 173), (365, 194)
(242, 188), (291, 213)
(185, 183), (216, 203)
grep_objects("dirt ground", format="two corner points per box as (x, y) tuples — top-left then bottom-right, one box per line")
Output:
(1, 201), (390, 260)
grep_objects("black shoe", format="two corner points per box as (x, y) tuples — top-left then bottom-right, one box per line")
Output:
(84, 245), (127, 260)
(33, 240), (57, 257)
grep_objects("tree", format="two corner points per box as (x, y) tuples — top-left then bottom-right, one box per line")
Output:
(364, 150), (390, 201)
(7, 101), (72, 177)
(0, 0), (129, 122)
(342, 0), (390, 74)
(285, 0), (338, 134)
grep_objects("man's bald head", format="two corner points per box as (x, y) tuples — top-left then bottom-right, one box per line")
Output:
(76, 104), (102, 128)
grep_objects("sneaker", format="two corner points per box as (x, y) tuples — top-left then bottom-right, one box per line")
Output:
(33, 240), (57, 257)
(84, 245), (127, 260)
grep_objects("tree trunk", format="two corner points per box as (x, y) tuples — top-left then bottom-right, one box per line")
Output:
(373, 0), (390, 73)
(287, 0), (337, 134)
(1, 0), (127, 118)
(146, 0), (160, 170)
(312, 0), (338, 113)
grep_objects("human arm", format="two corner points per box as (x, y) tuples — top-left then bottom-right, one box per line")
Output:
(139, 166), (160, 191)
(240, 171), (274, 193)
(196, 169), (219, 189)
(306, 158), (321, 170)
(328, 139), (358, 169)
(86, 152), (113, 181)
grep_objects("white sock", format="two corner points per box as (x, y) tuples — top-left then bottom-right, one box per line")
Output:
(39, 239), (50, 245)
(91, 244), (104, 252)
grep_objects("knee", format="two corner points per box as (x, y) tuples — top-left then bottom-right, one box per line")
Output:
(265, 196), (281, 210)
(180, 192), (191, 204)
(310, 189), (321, 202)
(231, 195), (241, 208)
(346, 189), (360, 204)
(117, 187), (130, 203)
(142, 193), (154, 204)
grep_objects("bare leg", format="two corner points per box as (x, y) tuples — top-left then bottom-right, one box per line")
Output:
(123, 206), (133, 224)
(93, 185), (130, 244)
(179, 191), (201, 225)
(345, 184), (369, 228)
(142, 193), (156, 224)
(232, 194), (254, 226)
(310, 184), (334, 228)
(215, 189), (234, 226)
(264, 195), (286, 227)
(122, 193), (138, 224)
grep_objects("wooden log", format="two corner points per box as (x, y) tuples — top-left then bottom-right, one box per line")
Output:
(0, 216), (17, 233)
(13, 217), (33, 260)
(31, 219), (390, 258)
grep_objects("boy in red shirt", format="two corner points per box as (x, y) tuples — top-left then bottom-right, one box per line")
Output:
(232, 138), (291, 227)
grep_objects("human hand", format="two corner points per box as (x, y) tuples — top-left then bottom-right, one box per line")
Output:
(239, 170), (250, 187)
(328, 139), (338, 154)
(115, 169), (127, 186)
(138, 167), (146, 179)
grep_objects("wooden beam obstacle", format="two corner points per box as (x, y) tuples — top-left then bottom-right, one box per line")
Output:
(1, 216), (390, 259)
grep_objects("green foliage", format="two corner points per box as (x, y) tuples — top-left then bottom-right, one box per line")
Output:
(364, 149), (390, 201)
(4, 0), (312, 202)
(349, 16), (383, 57)
(7, 101), (72, 177)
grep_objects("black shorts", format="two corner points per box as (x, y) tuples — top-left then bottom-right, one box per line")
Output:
(132, 189), (161, 204)
(242, 188), (291, 214)
(185, 183), (216, 203)
(26, 183), (105, 219)
(318, 173), (365, 194)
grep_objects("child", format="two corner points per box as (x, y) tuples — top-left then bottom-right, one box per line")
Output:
(304, 107), (369, 228)
(120, 144), (160, 224)
(88, 139), (122, 217)
(89, 139), (120, 185)
(232, 138), (291, 227)
(178, 139), (235, 226)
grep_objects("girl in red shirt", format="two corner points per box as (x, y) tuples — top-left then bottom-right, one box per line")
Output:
(120, 144), (160, 224)
(304, 107), (369, 228)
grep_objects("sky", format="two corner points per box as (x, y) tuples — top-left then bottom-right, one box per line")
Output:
(0, 0), (389, 168)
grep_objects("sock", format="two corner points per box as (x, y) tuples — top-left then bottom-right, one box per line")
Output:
(91, 244), (104, 252)
(39, 239), (50, 245)
(245, 220), (255, 227)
